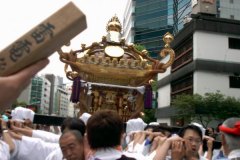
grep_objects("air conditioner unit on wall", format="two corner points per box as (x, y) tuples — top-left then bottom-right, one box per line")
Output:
(192, 0), (217, 15)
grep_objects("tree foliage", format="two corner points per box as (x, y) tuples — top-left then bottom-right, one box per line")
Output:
(143, 109), (156, 124)
(172, 92), (240, 127)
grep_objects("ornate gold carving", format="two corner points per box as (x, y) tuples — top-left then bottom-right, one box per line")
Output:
(106, 15), (122, 32)
(160, 32), (175, 69)
(58, 16), (175, 85)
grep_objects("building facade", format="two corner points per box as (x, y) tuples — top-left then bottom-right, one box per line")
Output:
(17, 84), (32, 105)
(123, 0), (240, 57)
(40, 77), (51, 114)
(17, 74), (70, 115)
(156, 14), (240, 125)
(123, 0), (135, 43)
(123, 0), (192, 58)
(30, 76), (51, 114)
(44, 74), (64, 115)
(18, 76), (51, 114)
(55, 88), (69, 117)
(66, 84), (75, 117)
(218, 0), (240, 20)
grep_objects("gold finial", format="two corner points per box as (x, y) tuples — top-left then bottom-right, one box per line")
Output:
(163, 32), (174, 48)
(106, 15), (122, 32)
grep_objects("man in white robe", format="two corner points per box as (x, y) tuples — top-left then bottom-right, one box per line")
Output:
(11, 124), (60, 143)
(0, 140), (10, 160)
(10, 133), (59, 160)
(45, 117), (86, 160)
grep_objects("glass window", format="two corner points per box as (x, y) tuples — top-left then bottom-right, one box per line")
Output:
(136, 0), (168, 15)
(135, 10), (168, 22)
(31, 85), (35, 89)
(229, 37), (240, 50)
(229, 76), (240, 88)
(135, 27), (173, 41)
(135, 17), (169, 29)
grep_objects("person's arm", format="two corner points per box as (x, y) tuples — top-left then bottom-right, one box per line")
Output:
(10, 123), (33, 137)
(0, 59), (49, 110)
(11, 122), (60, 143)
(153, 135), (183, 160)
(10, 134), (59, 160)
(8, 131), (23, 140)
(171, 140), (185, 160)
(205, 136), (214, 160)
(132, 131), (143, 148)
(135, 131), (148, 145)
(32, 130), (60, 143)
(2, 130), (15, 152)
(1, 119), (15, 152)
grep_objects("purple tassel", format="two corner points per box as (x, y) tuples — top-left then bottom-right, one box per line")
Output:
(144, 85), (153, 109)
(70, 77), (81, 103)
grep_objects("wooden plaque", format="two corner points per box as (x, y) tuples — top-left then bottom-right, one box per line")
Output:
(0, 2), (87, 76)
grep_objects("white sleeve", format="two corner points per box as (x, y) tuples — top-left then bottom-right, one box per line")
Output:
(0, 140), (10, 160)
(32, 130), (60, 143)
(123, 151), (148, 160)
(145, 150), (156, 160)
(133, 142), (145, 154)
(15, 136), (59, 160)
(10, 139), (20, 159)
(45, 148), (63, 160)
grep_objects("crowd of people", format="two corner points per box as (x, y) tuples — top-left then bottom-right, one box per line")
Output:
(0, 107), (240, 160)
(0, 59), (240, 160)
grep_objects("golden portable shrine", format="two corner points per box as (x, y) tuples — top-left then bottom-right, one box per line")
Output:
(57, 15), (175, 121)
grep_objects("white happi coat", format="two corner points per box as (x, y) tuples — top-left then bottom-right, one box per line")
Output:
(10, 136), (59, 160)
(0, 140), (10, 160)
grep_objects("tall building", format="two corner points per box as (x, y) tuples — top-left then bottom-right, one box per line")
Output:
(217, 0), (240, 20)
(17, 74), (69, 115)
(40, 77), (51, 114)
(17, 84), (31, 104)
(18, 76), (51, 114)
(66, 84), (75, 117)
(123, 0), (135, 43)
(123, 0), (240, 57)
(55, 88), (69, 117)
(30, 76), (51, 114)
(156, 14), (240, 125)
(123, 0), (191, 58)
(44, 74), (64, 115)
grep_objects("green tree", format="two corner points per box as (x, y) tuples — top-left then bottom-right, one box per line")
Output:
(172, 92), (240, 128)
(143, 108), (156, 124)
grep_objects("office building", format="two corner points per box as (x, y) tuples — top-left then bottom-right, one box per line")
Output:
(156, 14), (240, 125)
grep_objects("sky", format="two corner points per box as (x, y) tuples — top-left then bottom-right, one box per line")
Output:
(0, 0), (128, 83)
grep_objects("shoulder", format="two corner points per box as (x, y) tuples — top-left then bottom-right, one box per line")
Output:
(200, 155), (208, 160)
(123, 151), (147, 160)
(45, 148), (62, 160)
